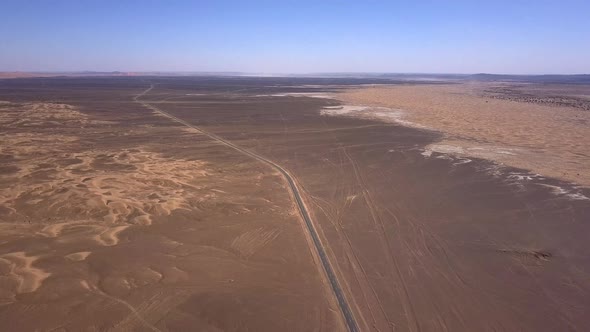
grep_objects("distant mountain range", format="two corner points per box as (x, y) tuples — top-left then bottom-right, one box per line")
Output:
(1, 71), (589, 83)
(302, 72), (590, 83)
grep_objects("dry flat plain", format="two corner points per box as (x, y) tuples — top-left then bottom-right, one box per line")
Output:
(0, 78), (345, 331)
(0, 76), (589, 331)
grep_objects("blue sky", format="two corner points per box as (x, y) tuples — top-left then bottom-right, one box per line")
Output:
(1, 0), (589, 74)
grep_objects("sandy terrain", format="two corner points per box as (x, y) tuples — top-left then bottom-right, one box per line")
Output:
(1, 76), (589, 331)
(136, 77), (590, 331)
(0, 81), (343, 331)
(337, 83), (590, 187)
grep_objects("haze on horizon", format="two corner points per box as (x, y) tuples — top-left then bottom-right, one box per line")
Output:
(1, 0), (589, 75)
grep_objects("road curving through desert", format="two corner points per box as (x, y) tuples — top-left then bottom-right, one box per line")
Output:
(134, 84), (360, 332)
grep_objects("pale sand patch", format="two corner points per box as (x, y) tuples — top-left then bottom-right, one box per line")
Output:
(422, 141), (523, 162)
(95, 225), (130, 246)
(0, 252), (50, 293)
(253, 92), (336, 99)
(37, 223), (130, 247)
(321, 105), (428, 129)
(1, 102), (217, 255)
(37, 222), (70, 238)
(65, 251), (92, 261)
(338, 84), (590, 187)
(1, 138), (211, 226)
(0, 101), (115, 126)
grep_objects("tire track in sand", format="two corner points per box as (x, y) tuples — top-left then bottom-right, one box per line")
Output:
(343, 147), (421, 332)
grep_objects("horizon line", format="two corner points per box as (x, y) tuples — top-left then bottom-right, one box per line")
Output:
(2, 71), (590, 77)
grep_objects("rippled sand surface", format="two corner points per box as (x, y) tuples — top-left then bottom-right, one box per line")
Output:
(339, 83), (590, 187)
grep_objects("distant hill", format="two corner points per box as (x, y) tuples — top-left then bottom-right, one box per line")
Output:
(304, 72), (590, 84)
(1, 71), (589, 84)
(0, 71), (138, 79)
(468, 73), (590, 83)
(0, 72), (49, 79)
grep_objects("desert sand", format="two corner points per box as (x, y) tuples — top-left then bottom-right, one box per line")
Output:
(139, 77), (590, 331)
(338, 83), (590, 187)
(0, 80), (343, 331)
(1, 76), (589, 331)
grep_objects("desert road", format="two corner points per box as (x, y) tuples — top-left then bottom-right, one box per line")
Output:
(135, 85), (359, 332)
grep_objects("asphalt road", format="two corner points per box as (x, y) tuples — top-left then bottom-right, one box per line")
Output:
(135, 85), (360, 332)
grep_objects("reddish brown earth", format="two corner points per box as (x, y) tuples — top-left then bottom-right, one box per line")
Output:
(0, 77), (589, 331)
(0, 78), (345, 331)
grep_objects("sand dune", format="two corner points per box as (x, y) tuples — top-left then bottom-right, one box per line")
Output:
(65, 251), (92, 261)
(0, 101), (115, 127)
(0, 252), (50, 295)
(94, 225), (130, 246)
